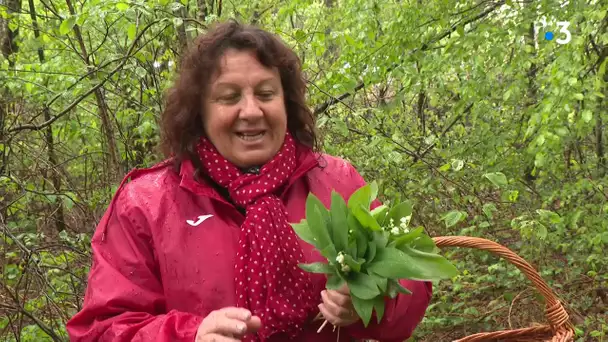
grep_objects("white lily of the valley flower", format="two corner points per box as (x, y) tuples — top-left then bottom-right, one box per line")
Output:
(336, 252), (345, 264)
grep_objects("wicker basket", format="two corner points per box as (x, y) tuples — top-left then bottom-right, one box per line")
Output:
(431, 236), (575, 342)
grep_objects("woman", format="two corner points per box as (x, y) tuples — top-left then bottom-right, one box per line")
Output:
(66, 21), (432, 342)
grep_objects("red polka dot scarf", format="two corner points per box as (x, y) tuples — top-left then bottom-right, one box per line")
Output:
(197, 132), (318, 341)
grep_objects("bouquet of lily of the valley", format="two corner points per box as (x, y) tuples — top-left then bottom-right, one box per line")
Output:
(291, 181), (458, 327)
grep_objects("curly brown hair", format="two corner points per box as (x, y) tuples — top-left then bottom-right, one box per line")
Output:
(159, 20), (318, 171)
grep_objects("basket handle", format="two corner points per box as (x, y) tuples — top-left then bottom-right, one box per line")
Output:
(432, 236), (575, 342)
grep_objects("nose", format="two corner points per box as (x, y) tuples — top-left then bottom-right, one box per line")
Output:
(239, 92), (263, 120)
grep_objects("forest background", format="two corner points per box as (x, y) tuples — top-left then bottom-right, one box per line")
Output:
(0, 0), (606, 341)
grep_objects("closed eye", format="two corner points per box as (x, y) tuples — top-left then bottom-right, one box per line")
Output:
(218, 93), (240, 103)
(257, 91), (275, 101)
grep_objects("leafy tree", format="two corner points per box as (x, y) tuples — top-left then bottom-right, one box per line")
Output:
(0, 0), (606, 340)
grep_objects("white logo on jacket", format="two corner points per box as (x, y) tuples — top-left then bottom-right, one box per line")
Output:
(186, 215), (214, 227)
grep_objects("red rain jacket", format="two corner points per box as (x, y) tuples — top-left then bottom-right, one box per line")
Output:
(66, 153), (432, 342)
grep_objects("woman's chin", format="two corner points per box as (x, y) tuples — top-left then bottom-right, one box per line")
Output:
(232, 151), (273, 168)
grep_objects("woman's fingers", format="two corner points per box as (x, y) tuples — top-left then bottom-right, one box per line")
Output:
(318, 302), (341, 326)
(335, 284), (351, 295)
(326, 289), (351, 308)
(197, 333), (241, 342)
(245, 315), (262, 332)
(196, 307), (263, 341)
(319, 290), (359, 327)
(222, 307), (254, 321)
(210, 317), (253, 336)
(321, 290), (351, 317)
(214, 308), (261, 335)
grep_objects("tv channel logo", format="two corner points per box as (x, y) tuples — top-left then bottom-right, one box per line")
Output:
(537, 18), (572, 45)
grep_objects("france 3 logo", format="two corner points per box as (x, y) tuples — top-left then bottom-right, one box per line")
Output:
(536, 17), (572, 45)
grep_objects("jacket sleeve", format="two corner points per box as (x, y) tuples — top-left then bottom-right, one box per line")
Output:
(343, 161), (433, 341)
(66, 184), (203, 342)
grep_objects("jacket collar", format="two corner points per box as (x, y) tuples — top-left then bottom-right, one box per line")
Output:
(178, 144), (320, 203)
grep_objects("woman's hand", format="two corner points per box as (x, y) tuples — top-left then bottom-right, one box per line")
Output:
(195, 307), (262, 341)
(318, 284), (360, 327)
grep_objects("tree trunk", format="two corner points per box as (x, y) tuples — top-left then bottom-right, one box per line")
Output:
(175, 1), (189, 52)
(596, 53), (607, 177)
(521, 14), (540, 184)
(0, 0), (20, 220)
(28, 0), (66, 232)
(197, 0), (209, 22)
(0, 0), (21, 67)
(65, 0), (122, 181)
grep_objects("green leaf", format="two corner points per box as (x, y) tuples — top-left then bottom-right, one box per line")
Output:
(343, 254), (363, 273)
(351, 295), (374, 327)
(451, 159), (464, 171)
(347, 272), (381, 299)
(352, 204), (382, 231)
(327, 273), (345, 290)
(411, 235), (436, 253)
(370, 273), (387, 292)
(373, 295), (385, 323)
(348, 184), (371, 210)
(346, 211), (367, 257)
(366, 240), (377, 263)
(392, 227), (424, 248)
(442, 210), (465, 228)
(456, 24), (465, 36)
(116, 2), (129, 11)
(373, 231), (389, 249)
(387, 278), (412, 298)
(482, 203), (497, 219)
(299, 262), (333, 274)
(574, 93), (584, 100)
(484, 172), (508, 187)
(127, 24), (137, 41)
(537, 224), (548, 240)
(368, 247), (458, 281)
(507, 190), (519, 202)
(386, 200), (413, 226)
(294, 29), (307, 42)
(570, 210), (582, 228)
(59, 17), (77, 35)
(582, 110), (593, 123)
(305, 194), (333, 251)
(320, 244), (338, 261)
(537, 209), (561, 224)
(291, 220), (316, 246)
(369, 181), (379, 203)
(503, 88), (512, 101)
(370, 204), (389, 225)
(394, 281), (412, 295)
(329, 191), (349, 252)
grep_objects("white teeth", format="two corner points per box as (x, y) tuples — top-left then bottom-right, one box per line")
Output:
(237, 132), (264, 141)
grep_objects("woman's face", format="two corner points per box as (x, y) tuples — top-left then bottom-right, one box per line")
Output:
(202, 49), (288, 168)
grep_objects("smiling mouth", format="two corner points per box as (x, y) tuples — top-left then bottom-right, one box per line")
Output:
(236, 131), (265, 141)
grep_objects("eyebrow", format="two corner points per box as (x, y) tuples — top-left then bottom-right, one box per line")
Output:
(212, 77), (278, 90)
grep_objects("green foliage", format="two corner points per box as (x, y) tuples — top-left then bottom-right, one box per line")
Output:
(293, 183), (458, 326)
(1, 0), (606, 340)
